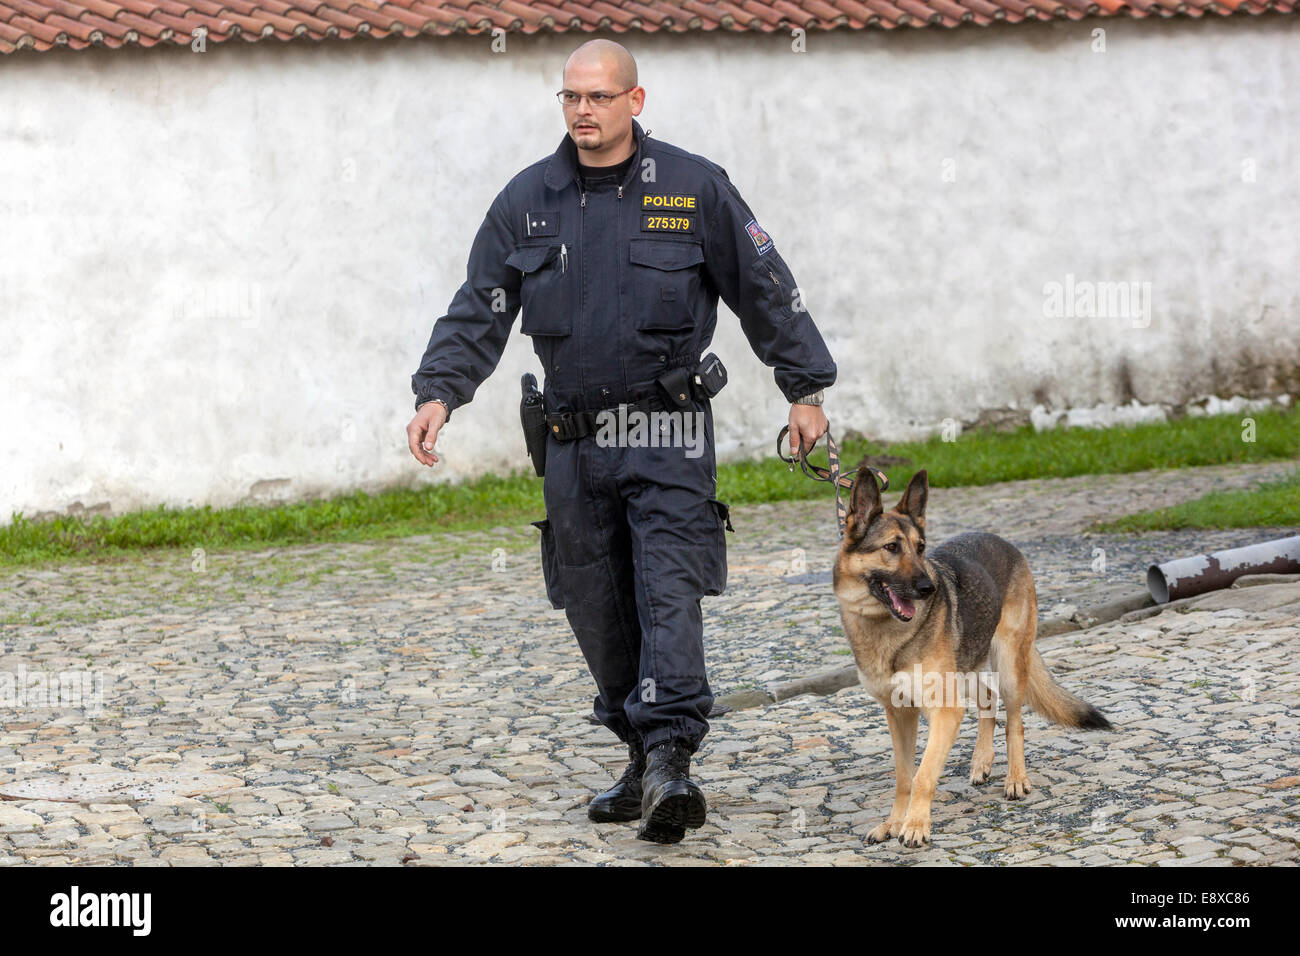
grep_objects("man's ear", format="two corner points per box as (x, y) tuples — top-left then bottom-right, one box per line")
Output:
(847, 465), (883, 539)
(895, 469), (928, 526)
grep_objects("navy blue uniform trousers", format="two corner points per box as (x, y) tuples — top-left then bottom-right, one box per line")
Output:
(533, 398), (729, 756)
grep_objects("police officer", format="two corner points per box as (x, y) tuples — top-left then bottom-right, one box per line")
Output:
(407, 39), (836, 844)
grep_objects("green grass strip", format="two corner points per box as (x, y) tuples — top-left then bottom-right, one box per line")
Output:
(2, 405), (1295, 568)
(1092, 468), (1300, 532)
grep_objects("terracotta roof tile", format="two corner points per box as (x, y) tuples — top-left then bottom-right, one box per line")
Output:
(0, 0), (1290, 52)
(252, 0), (305, 13)
(897, 0), (943, 20)
(686, 0), (750, 26)
(405, 0), (467, 25)
(44, 0), (92, 16)
(315, 3), (368, 26)
(380, 1), (438, 28)
(47, 11), (101, 36)
(4, 0), (49, 18)
(928, 0), (973, 18)
(10, 12), (67, 41)
(863, 0), (912, 22)
(283, 5), (335, 27)
(77, 7), (120, 27)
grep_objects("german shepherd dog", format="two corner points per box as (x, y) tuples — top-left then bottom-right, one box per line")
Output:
(832, 468), (1113, 847)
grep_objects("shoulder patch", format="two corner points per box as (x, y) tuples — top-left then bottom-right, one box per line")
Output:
(745, 218), (774, 256)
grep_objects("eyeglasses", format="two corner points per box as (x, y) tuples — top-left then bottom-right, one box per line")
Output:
(556, 87), (636, 109)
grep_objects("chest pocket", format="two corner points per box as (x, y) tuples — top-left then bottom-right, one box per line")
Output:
(507, 243), (572, 336)
(628, 238), (705, 332)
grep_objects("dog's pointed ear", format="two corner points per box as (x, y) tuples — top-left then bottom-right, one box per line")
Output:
(847, 465), (883, 539)
(895, 469), (929, 526)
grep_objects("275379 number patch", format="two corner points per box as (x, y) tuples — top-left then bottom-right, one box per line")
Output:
(641, 214), (695, 233)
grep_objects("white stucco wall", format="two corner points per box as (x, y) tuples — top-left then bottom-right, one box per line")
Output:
(2, 17), (1297, 523)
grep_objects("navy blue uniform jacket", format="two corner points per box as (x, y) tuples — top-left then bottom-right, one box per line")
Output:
(412, 118), (837, 417)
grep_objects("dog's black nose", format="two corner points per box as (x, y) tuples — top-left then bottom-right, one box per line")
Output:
(915, 577), (935, 597)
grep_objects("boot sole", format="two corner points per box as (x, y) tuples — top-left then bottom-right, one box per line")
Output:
(636, 784), (707, 844)
(587, 801), (642, 823)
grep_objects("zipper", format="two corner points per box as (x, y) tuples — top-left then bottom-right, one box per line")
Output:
(560, 242), (567, 273)
(616, 127), (647, 198)
(578, 176), (586, 393)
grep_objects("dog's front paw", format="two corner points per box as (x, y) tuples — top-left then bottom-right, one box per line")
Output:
(969, 765), (992, 786)
(1004, 775), (1031, 800)
(866, 819), (897, 844)
(896, 817), (931, 848)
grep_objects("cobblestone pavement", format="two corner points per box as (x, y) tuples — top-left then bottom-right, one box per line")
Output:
(0, 460), (1296, 866)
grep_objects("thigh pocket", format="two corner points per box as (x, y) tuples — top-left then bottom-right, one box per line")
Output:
(628, 238), (705, 332)
(530, 518), (565, 609)
(509, 244), (572, 336)
(703, 498), (734, 596)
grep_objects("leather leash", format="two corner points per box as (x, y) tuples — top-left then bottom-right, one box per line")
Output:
(776, 426), (888, 539)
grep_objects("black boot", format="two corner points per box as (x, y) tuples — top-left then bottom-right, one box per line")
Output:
(637, 740), (707, 844)
(587, 738), (646, 823)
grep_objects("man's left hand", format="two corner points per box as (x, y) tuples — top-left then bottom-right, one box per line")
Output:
(788, 403), (829, 460)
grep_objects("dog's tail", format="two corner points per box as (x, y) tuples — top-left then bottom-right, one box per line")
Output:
(1024, 648), (1114, 730)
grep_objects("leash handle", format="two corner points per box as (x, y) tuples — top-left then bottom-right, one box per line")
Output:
(776, 425), (888, 539)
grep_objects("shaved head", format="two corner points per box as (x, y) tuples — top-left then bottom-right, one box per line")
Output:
(559, 39), (644, 165)
(564, 39), (637, 90)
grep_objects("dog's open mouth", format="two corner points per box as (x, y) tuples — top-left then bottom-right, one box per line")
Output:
(878, 582), (915, 622)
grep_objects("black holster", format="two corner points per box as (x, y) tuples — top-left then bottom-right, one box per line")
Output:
(521, 372), (548, 477)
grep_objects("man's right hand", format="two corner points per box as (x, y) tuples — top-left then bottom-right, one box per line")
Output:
(406, 401), (449, 467)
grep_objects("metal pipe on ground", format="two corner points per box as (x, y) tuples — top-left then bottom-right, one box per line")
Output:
(1147, 535), (1300, 604)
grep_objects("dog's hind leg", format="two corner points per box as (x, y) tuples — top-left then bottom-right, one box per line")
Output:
(1003, 693), (1031, 799)
(969, 671), (997, 786)
(867, 704), (918, 845)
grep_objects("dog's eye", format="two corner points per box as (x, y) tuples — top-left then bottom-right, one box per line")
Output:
(917, 542), (925, 553)
(883, 541), (899, 553)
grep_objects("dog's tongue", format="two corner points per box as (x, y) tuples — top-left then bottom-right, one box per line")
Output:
(888, 587), (915, 619)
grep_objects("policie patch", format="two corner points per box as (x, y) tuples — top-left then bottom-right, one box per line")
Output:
(643, 194), (698, 212)
(641, 195), (699, 234)
(745, 218), (774, 256)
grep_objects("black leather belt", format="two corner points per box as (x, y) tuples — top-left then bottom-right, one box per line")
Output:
(546, 392), (675, 442)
